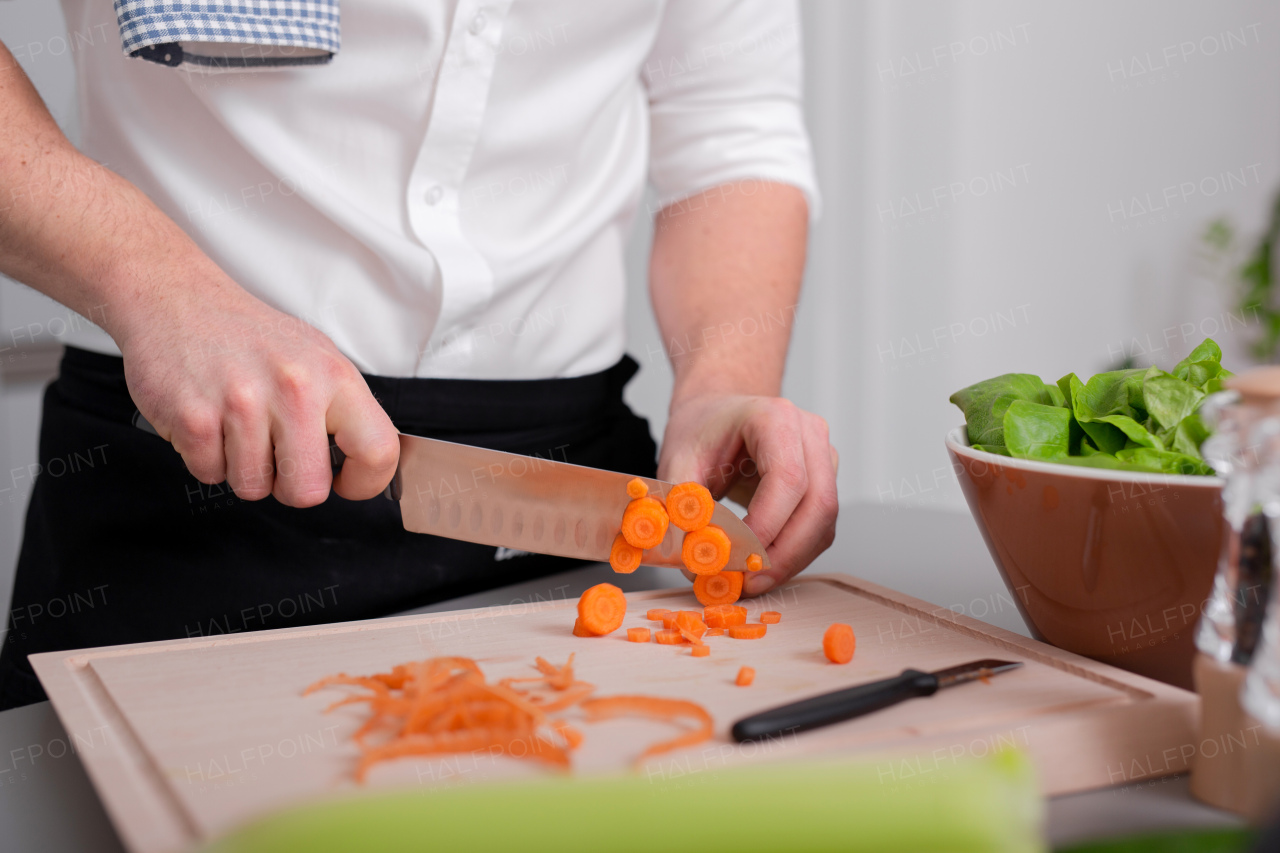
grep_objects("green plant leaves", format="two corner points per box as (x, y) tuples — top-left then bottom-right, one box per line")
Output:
(950, 338), (1230, 475)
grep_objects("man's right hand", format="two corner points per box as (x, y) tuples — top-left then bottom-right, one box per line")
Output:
(0, 40), (398, 506)
(120, 283), (399, 507)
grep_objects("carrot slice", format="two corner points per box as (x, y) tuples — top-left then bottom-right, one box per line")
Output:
(646, 608), (673, 621)
(620, 496), (669, 550)
(704, 608), (746, 629)
(681, 524), (731, 575)
(626, 477), (648, 499)
(736, 666), (755, 686)
(661, 615), (680, 630)
(823, 623), (856, 664)
(579, 696), (714, 763)
(675, 611), (707, 643)
(655, 629), (686, 645)
(578, 584), (627, 635)
(609, 533), (643, 574)
(572, 618), (595, 637)
(627, 627), (651, 643)
(693, 571), (744, 606)
(760, 611), (781, 624)
(665, 481), (716, 532)
(691, 644), (710, 657)
(704, 627), (725, 637)
(728, 624), (766, 639)
(745, 553), (764, 572)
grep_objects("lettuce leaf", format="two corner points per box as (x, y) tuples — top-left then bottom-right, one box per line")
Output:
(950, 338), (1229, 475)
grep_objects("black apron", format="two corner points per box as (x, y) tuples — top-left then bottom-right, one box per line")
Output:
(0, 346), (657, 709)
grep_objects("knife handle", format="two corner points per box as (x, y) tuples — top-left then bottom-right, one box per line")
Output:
(133, 410), (400, 499)
(730, 669), (939, 743)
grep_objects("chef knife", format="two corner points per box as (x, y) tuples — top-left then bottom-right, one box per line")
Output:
(730, 658), (1023, 742)
(134, 413), (769, 571)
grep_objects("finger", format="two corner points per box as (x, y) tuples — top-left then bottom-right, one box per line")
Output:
(657, 442), (711, 488)
(738, 399), (809, 548)
(745, 413), (838, 596)
(327, 379), (399, 501)
(169, 405), (227, 484)
(270, 408), (332, 508)
(831, 445), (839, 474)
(222, 386), (274, 500)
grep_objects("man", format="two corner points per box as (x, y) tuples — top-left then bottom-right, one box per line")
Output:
(0, 0), (837, 709)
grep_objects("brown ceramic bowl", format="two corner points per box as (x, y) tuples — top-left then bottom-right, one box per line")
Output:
(946, 426), (1223, 690)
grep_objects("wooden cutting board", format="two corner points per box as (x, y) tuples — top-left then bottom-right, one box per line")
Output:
(32, 575), (1198, 853)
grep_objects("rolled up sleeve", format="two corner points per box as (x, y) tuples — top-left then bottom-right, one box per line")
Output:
(642, 0), (821, 222)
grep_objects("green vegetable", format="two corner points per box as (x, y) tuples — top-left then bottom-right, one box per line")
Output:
(1054, 827), (1254, 853)
(950, 338), (1231, 475)
(203, 749), (1045, 853)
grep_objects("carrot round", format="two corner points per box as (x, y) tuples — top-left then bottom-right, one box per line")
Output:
(691, 644), (710, 657)
(693, 571), (743, 606)
(655, 629), (686, 645)
(745, 553), (764, 572)
(666, 481), (716, 531)
(728, 624), (766, 640)
(627, 627), (651, 643)
(626, 477), (648, 499)
(621, 496), (669, 550)
(609, 533), (642, 574)
(704, 608), (746, 629)
(572, 618), (595, 638)
(704, 627), (725, 637)
(577, 583), (627, 636)
(646, 608), (673, 622)
(675, 611), (707, 643)
(681, 524), (731, 575)
(736, 666), (755, 686)
(661, 615), (680, 630)
(760, 611), (781, 624)
(823, 623), (856, 664)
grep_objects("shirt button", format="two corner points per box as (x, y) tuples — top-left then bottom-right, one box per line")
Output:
(425, 185), (444, 205)
(469, 11), (487, 35)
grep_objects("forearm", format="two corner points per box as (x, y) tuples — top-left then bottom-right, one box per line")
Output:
(0, 40), (237, 348)
(648, 181), (809, 406)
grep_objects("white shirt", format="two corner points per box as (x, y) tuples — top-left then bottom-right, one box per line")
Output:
(60, 0), (819, 379)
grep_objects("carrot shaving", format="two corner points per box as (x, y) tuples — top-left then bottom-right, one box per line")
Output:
(665, 482), (716, 532)
(626, 477), (649, 499)
(580, 696), (714, 764)
(620, 496), (669, 550)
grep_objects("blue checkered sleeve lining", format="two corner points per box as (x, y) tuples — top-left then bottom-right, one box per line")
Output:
(114, 1), (340, 58)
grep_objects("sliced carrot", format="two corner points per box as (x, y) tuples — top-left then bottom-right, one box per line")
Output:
(691, 644), (710, 657)
(681, 524), (731, 575)
(704, 627), (725, 637)
(693, 571), (744, 606)
(704, 608), (746, 629)
(621, 496), (669, 550)
(760, 611), (781, 624)
(661, 615), (680, 630)
(577, 583), (627, 635)
(823, 623), (856, 664)
(646, 608), (673, 621)
(609, 532), (642, 574)
(728, 624), (766, 639)
(655, 629), (687, 645)
(626, 477), (649, 499)
(745, 553), (764, 572)
(572, 618), (595, 637)
(675, 611), (707, 643)
(579, 696), (713, 763)
(627, 627), (652, 643)
(666, 481), (716, 531)
(736, 666), (755, 686)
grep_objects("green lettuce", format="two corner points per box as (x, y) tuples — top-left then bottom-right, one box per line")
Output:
(950, 338), (1231, 475)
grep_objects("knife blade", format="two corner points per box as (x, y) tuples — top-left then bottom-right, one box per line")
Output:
(387, 432), (769, 571)
(730, 658), (1023, 742)
(133, 412), (769, 571)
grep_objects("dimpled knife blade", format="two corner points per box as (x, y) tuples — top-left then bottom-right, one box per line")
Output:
(390, 432), (770, 571)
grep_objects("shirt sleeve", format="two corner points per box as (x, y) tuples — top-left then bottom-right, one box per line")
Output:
(642, 0), (821, 222)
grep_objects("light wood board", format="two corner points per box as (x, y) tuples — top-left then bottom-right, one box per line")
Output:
(32, 575), (1199, 853)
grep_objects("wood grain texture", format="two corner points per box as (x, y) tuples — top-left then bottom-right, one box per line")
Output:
(31, 575), (1198, 853)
